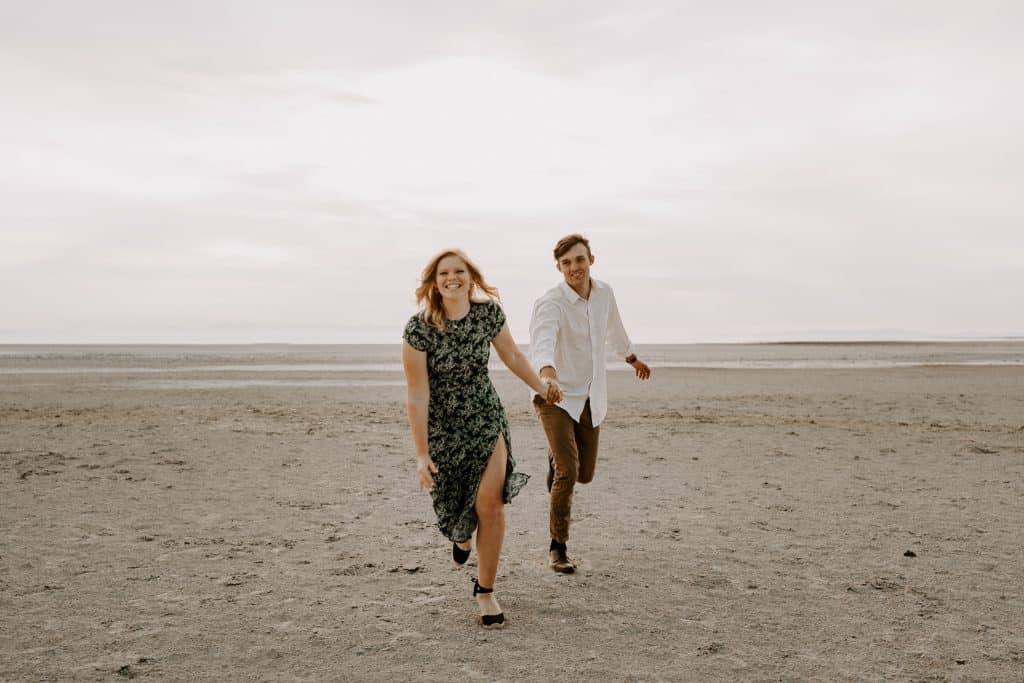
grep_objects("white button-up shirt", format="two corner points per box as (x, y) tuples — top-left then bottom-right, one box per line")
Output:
(528, 278), (635, 427)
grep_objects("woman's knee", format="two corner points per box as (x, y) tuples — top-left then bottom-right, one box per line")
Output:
(475, 494), (504, 523)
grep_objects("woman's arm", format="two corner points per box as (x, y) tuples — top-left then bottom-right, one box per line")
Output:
(492, 322), (563, 403)
(402, 340), (437, 490)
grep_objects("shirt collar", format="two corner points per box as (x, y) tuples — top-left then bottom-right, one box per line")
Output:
(558, 280), (584, 302)
(558, 278), (602, 303)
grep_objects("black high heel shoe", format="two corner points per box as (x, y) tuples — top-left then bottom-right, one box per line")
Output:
(472, 577), (505, 629)
(452, 542), (471, 567)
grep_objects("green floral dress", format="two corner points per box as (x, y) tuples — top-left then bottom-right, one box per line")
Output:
(403, 301), (529, 543)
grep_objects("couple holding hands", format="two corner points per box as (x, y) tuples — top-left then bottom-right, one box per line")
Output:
(402, 233), (652, 628)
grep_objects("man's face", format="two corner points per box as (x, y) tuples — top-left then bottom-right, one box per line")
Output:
(556, 243), (594, 289)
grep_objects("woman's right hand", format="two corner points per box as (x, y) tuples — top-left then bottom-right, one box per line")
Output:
(416, 455), (438, 491)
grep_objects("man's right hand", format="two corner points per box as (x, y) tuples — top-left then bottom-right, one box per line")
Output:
(544, 378), (563, 404)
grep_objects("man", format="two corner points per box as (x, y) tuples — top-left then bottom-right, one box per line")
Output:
(529, 233), (652, 573)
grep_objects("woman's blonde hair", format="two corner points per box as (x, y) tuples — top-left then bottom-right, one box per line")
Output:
(416, 249), (500, 332)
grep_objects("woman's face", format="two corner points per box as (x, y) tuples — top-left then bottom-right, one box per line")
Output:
(435, 255), (471, 301)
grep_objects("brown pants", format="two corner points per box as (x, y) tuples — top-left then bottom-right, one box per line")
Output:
(533, 395), (600, 543)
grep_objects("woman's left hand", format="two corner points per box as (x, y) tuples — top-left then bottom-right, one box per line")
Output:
(543, 378), (563, 404)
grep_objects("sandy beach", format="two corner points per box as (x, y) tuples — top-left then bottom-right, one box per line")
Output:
(2, 349), (1023, 681)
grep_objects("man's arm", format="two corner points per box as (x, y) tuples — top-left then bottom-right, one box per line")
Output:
(607, 287), (651, 381)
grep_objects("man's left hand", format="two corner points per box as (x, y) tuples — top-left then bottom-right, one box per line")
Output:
(630, 359), (651, 381)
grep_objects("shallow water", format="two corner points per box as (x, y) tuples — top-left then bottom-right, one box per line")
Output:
(2, 341), (1022, 373)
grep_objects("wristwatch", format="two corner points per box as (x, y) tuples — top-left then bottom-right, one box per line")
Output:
(625, 354), (638, 364)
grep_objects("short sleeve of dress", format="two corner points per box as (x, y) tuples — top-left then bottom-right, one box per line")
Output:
(487, 302), (506, 339)
(403, 314), (431, 352)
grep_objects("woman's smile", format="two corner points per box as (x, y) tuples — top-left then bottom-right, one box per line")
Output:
(436, 255), (471, 298)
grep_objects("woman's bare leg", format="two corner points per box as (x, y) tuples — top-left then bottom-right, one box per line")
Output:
(474, 434), (507, 616)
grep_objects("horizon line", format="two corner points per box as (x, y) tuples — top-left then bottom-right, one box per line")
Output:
(2, 336), (1023, 347)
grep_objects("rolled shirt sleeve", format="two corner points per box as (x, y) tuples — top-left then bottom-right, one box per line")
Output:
(529, 298), (559, 372)
(605, 287), (636, 360)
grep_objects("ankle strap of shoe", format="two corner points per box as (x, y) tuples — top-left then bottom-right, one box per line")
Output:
(472, 578), (493, 595)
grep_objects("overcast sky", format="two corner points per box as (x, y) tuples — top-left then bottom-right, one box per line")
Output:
(2, 1), (1021, 343)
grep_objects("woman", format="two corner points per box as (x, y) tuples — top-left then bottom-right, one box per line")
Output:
(403, 249), (561, 628)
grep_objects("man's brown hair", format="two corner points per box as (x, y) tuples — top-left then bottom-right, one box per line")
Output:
(553, 233), (591, 260)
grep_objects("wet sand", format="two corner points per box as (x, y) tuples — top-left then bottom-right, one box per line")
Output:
(2, 359), (1023, 681)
